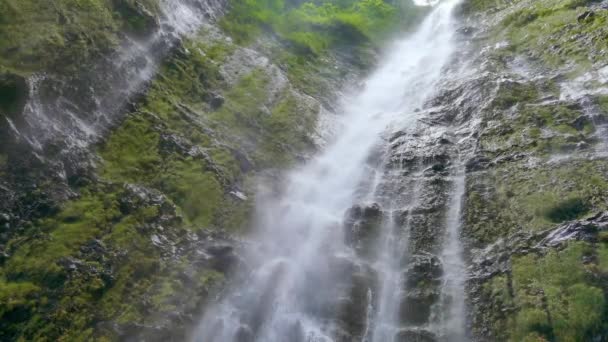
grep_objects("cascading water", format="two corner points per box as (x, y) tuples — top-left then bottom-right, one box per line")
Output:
(193, 1), (462, 341)
(15, 0), (223, 151)
(431, 164), (467, 340)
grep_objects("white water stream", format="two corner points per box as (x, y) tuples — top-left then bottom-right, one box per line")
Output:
(194, 1), (462, 341)
(18, 0), (222, 150)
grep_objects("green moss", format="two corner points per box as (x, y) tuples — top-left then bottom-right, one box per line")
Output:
(492, 82), (539, 110)
(0, 185), (167, 340)
(510, 242), (606, 341)
(460, 0), (520, 13)
(210, 69), (270, 135)
(598, 243), (608, 274)
(481, 101), (594, 156)
(161, 158), (223, 228)
(486, 0), (608, 73)
(257, 93), (318, 166)
(220, 0), (424, 55)
(198, 269), (224, 288)
(5, 190), (120, 284)
(598, 95), (608, 114)
(465, 160), (608, 244)
(0, 0), (159, 74)
(100, 115), (161, 183)
(0, 280), (40, 318)
(150, 279), (179, 312)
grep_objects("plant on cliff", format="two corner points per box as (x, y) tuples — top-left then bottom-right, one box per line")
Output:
(221, 0), (425, 54)
(0, 0), (159, 74)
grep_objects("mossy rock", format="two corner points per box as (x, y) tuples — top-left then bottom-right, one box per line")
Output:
(0, 0), (161, 74)
(0, 73), (28, 118)
(479, 241), (608, 341)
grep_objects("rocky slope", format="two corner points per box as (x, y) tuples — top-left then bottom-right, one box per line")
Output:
(0, 0), (607, 341)
(458, 0), (608, 340)
(0, 0), (377, 340)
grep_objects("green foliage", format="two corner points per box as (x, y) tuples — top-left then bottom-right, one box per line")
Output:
(221, 0), (423, 55)
(101, 115), (161, 183)
(510, 242), (606, 341)
(489, 0), (608, 73)
(481, 99), (595, 155)
(256, 93), (317, 166)
(0, 186), (163, 340)
(0, 280), (40, 317)
(598, 95), (608, 115)
(0, 0), (159, 74)
(460, 0), (521, 13)
(162, 158), (223, 227)
(492, 82), (539, 109)
(481, 241), (608, 342)
(465, 160), (608, 244)
(5, 190), (120, 284)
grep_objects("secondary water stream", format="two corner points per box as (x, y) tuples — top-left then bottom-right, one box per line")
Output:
(194, 1), (464, 340)
(15, 0), (223, 151)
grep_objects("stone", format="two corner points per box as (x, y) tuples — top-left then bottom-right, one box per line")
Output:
(343, 203), (383, 253)
(577, 11), (594, 22)
(395, 328), (437, 342)
(0, 73), (28, 118)
(209, 93), (225, 109)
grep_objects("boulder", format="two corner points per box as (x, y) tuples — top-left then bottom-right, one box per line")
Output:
(395, 328), (438, 342)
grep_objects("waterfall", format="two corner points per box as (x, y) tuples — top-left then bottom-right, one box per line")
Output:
(17, 0), (223, 151)
(432, 164), (467, 340)
(193, 1), (462, 341)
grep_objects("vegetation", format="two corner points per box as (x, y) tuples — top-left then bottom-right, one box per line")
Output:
(482, 241), (608, 341)
(0, 0), (159, 75)
(0, 17), (334, 336)
(482, 0), (608, 74)
(221, 0), (426, 54)
(464, 159), (608, 245)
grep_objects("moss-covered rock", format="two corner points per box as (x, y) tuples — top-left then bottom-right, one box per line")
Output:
(0, 0), (160, 75)
(464, 159), (608, 246)
(474, 238), (608, 341)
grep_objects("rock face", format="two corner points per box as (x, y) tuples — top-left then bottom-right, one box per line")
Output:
(0, 0), (371, 340)
(453, 0), (608, 340)
(2, 0), (608, 341)
(331, 0), (608, 340)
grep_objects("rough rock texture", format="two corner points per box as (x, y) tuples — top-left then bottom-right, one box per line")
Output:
(0, 1), (371, 341)
(2, 0), (608, 341)
(455, 0), (608, 340)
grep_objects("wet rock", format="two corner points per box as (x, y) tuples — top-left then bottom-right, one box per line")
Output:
(235, 325), (254, 342)
(577, 10), (595, 22)
(395, 328), (437, 342)
(80, 239), (108, 259)
(570, 115), (590, 131)
(336, 268), (375, 340)
(229, 148), (254, 173)
(456, 26), (476, 36)
(343, 203), (382, 252)
(194, 240), (240, 273)
(389, 130), (408, 142)
(120, 184), (167, 215)
(397, 254), (443, 325)
(537, 211), (608, 248)
(399, 289), (439, 325)
(405, 253), (443, 288)
(209, 93), (225, 109)
(0, 73), (28, 119)
(465, 155), (490, 171)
